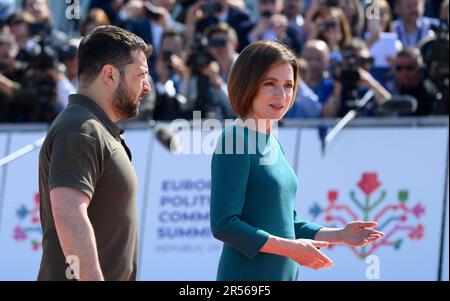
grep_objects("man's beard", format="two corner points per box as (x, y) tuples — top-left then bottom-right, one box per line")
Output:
(112, 79), (140, 120)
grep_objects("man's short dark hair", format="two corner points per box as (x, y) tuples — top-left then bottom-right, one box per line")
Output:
(77, 25), (152, 82)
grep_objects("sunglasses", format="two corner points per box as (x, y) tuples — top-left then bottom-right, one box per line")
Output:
(208, 38), (227, 48)
(358, 57), (374, 65)
(321, 21), (338, 30)
(395, 64), (416, 72)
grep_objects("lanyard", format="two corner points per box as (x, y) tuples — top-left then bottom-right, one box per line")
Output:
(397, 18), (424, 46)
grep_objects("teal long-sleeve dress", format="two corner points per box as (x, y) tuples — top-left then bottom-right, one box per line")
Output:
(210, 124), (323, 280)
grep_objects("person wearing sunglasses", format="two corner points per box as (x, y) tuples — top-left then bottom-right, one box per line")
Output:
(248, 0), (302, 54)
(184, 0), (252, 52)
(322, 38), (392, 118)
(387, 47), (439, 116)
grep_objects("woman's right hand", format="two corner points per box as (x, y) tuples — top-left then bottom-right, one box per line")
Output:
(261, 235), (334, 270)
(284, 239), (334, 270)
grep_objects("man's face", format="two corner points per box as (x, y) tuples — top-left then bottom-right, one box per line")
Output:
(112, 51), (151, 119)
(284, 0), (303, 17)
(207, 32), (233, 60)
(401, 0), (424, 22)
(259, 0), (283, 16)
(24, 0), (50, 22)
(160, 35), (183, 56)
(302, 45), (329, 79)
(395, 55), (421, 88)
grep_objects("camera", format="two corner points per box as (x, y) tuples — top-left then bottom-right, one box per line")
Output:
(12, 37), (60, 121)
(331, 49), (360, 102)
(162, 50), (172, 63)
(30, 22), (51, 37)
(261, 10), (273, 18)
(186, 38), (215, 76)
(185, 36), (217, 117)
(340, 51), (360, 87)
(29, 38), (59, 71)
(326, 0), (338, 7)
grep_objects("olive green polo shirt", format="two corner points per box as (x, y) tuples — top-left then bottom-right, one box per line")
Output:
(38, 94), (138, 281)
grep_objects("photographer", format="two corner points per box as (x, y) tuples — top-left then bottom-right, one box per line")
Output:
(184, 0), (252, 52)
(419, 11), (449, 115)
(22, 0), (68, 50)
(123, 1), (178, 77)
(322, 38), (391, 117)
(153, 29), (190, 120)
(386, 47), (441, 116)
(248, 0), (301, 54)
(8, 38), (75, 123)
(0, 32), (25, 122)
(180, 28), (235, 119)
(5, 11), (36, 63)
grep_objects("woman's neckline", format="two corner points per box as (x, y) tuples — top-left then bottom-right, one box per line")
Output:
(232, 119), (272, 137)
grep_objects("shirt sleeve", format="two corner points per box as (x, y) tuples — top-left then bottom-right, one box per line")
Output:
(210, 129), (270, 259)
(49, 130), (105, 199)
(293, 210), (323, 240)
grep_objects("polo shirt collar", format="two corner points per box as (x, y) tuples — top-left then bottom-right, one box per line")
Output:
(68, 94), (123, 138)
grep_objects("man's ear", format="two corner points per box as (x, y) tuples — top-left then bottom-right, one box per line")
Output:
(102, 64), (117, 85)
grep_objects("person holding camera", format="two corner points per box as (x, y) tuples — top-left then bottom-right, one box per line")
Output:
(152, 29), (190, 120)
(184, 0), (252, 52)
(180, 23), (237, 119)
(386, 47), (440, 116)
(307, 5), (352, 55)
(123, 1), (182, 77)
(322, 38), (392, 118)
(248, 0), (301, 54)
(22, 0), (68, 50)
(5, 11), (37, 63)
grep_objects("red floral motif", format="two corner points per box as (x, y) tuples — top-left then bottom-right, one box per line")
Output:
(408, 224), (424, 239)
(328, 190), (338, 202)
(358, 172), (381, 196)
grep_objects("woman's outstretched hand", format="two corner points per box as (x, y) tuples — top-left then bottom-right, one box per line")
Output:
(340, 221), (385, 247)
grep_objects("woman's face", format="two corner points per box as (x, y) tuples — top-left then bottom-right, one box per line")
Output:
(248, 63), (295, 122)
(319, 14), (342, 47)
(9, 20), (30, 40)
(380, 6), (391, 31)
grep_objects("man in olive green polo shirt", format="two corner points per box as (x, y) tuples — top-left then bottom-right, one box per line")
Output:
(37, 25), (151, 281)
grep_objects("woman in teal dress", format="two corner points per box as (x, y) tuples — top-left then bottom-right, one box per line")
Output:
(210, 40), (384, 281)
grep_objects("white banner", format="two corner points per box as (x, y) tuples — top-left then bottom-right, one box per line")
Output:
(0, 126), (447, 281)
(0, 132), (46, 280)
(121, 129), (154, 268)
(138, 128), (222, 280)
(296, 128), (449, 280)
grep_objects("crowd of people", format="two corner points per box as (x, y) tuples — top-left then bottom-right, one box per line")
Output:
(0, 0), (448, 123)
